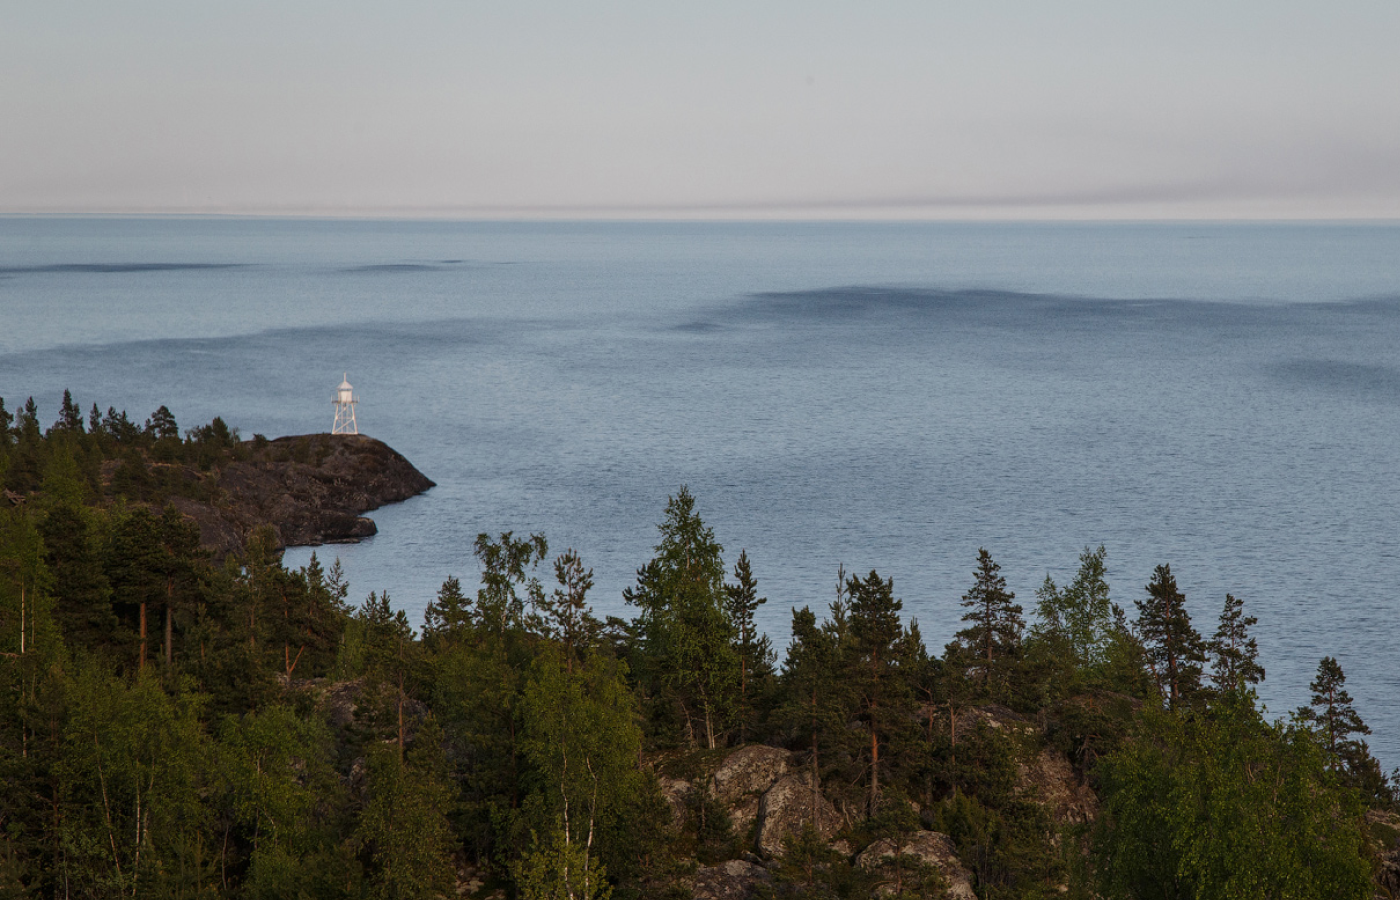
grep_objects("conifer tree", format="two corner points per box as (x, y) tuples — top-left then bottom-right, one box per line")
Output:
(51, 389), (84, 435)
(145, 405), (179, 441)
(18, 399), (39, 442)
(1296, 656), (1370, 771)
(624, 487), (738, 749)
(725, 549), (774, 740)
(156, 505), (203, 666)
(952, 549), (1024, 695)
(1134, 564), (1207, 710)
(106, 507), (167, 669)
(776, 606), (848, 827)
(1209, 593), (1264, 691)
(422, 574), (473, 647)
(101, 406), (141, 443)
(538, 548), (602, 668)
(846, 569), (910, 815)
(0, 397), (13, 446)
(39, 501), (118, 655)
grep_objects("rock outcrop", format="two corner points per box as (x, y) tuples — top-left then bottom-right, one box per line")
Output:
(173, 433), (434, 557)
(658, 775), (695, 829)
(710, 745), (791, 835)
(1368, 809), (1400, 897)
(1017, 747), (1097, 826)
(856, 831), (976, 900)
(756, 771), (843, 858)
(692, 859), (772, 900)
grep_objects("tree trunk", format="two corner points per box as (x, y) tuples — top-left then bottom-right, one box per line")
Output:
(139, 602), (147, 670)
(949, 701), (958, 798)
(165, 575), (175, 665)
(869, 705), (879, 816)
(397, 674), (406, 762)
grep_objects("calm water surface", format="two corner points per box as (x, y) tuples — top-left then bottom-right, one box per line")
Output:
(3, 218), (1399, 759)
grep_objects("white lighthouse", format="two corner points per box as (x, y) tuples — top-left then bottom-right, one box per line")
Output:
(332, 374), (359, 435)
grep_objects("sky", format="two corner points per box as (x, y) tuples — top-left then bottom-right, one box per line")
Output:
(3, 1), (1399, 219)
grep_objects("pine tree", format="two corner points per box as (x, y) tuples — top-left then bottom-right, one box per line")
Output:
(156, 505), (203, 667)
(846, 569), (909, 816)
(0, 397), (13, 445)
(39, 501), (118, 655)
(145, 405), (179, 441)
(624, 487), (738, 749)
(422, 574), (473, 647)
(538, 548), (602, 668)
(18, 399), (39, 442)
(724, 549), (774, 740)
(106, 507), (167, 670)
(1296, 656), (1370, 771)
(776, 606), (848, 828)
(1209, 593), (1264, 691)
(50, 389), (84, 435)
(952, 549), (1024, 695)
(1134, 564), (1207, 710)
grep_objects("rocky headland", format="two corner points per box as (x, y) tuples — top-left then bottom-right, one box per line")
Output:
(167, 433), (434, 557)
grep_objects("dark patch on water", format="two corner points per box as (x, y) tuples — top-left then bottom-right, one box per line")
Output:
(674, 321), (724, 333)
(1269, 359), (1400, 403)
(740, 286), (1322, 338)
(345, 263), (442, 273)
(0, 263), (242, 274)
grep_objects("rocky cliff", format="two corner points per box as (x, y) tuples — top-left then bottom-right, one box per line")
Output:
(169, 433), (434, 557)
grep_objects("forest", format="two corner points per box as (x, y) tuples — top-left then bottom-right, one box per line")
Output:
(1, 391), (1397, 900)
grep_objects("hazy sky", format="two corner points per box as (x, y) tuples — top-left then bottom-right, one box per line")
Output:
(4, 1), (1398, 218)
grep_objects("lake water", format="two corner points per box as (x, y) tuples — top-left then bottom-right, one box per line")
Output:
(3, 217), (1399, 760)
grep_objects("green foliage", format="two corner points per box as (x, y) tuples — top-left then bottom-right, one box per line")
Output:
(1091, 692), (1372, 900)
(518, 647), (652, 882)
(846, 569), (919, 816)
(1208, 593), (1264, 691)
(765, 823), (851, 899)
(950, 549), (1024, 700)
(1292, 656), (1394, 803)
(2, 435), (1394, 900)
(514, 827), (613, 900)
(775, 605), (850, 811)
(355, 741), (455, 900)
(624, 487), (739, 749)
(539, 549), (603, 666)
(473, 530), (549, 634)
(1134, 564), (1207, 710)
(0, 508), (59, 661)
(933, 788), (1058, 900)
(1033, 545), (1113, 670)
(58, 665), (214, 899)
(725, 550), (775, 741)
(40, 500), (118, 655)
(422, 574), (472, 647)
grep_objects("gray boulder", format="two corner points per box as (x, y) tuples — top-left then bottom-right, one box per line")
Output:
(756, 771), (843, 858)
(856, 831), (976, 900)
(658, 775), (694, 829)
(709, 745), (791, 834)
(1016, 747), (1097, 827)
(692, 859), (771, 900)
